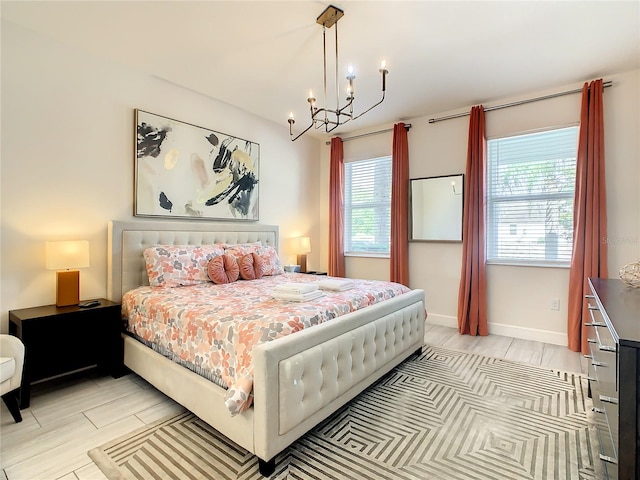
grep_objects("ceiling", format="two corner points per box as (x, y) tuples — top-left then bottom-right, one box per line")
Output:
(2, 1), (639, 139)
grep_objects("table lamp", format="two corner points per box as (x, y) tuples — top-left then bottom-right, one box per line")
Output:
(46, 240), (90, 307)
(294, 236), (311, 273)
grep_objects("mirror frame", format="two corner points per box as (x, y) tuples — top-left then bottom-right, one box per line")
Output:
(409, 174), (464, 242)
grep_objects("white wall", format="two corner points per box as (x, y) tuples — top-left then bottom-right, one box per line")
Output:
(320, 69), (640, 346)
(0, 21), (321, 332)
(3, 19), (637, 346)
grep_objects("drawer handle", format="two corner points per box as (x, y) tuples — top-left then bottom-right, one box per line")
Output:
(585, 295), (595, 299)
(591, 361), (607, 367)
(587, 376), (597, 382)
(583, 354), (593, 359)
(587, 305), (599, 311)
(599, 395), (618, 404)
(599, 454), (618, 464)
(587, 338), (597, 344)
(584, 322), (606, 327)
(592, 407), (605, 414)
(598, 345), (616, 353)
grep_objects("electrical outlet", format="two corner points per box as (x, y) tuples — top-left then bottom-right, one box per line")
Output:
(550, 298), (560, 311)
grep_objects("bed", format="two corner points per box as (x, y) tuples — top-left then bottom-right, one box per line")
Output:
(107, 219), (426, 475)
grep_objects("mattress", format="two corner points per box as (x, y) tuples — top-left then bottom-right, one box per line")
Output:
(122, 273), (410, 415)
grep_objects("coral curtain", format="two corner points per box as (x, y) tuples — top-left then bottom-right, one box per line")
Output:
(328, 137), (345, 277)
(457, 106), (488, 336)
(390, 123), (409, 286)
(567, 79), (608, 354)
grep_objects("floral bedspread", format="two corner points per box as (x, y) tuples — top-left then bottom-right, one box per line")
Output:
(121, 273), (410, 415)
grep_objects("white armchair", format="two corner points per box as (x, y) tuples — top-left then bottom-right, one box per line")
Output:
(1, 334), (25, 423)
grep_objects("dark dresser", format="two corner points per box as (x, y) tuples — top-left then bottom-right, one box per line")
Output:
(586, 278), (640, 480)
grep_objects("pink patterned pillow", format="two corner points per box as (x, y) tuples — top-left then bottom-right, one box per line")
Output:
(207, 254), (240, 284)
(143, 244), (225, 287)
(218, 241), (262, 249)
(256, 245), (284, 276)
(224, 243), (261, 260)
(238, 253), (265, 280)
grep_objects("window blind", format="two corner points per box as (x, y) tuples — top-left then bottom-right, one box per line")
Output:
(487, 126), (579, 265)
(344, 156), (392, 254)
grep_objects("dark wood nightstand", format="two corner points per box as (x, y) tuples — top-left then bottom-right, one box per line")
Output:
(306, 271), (327, 275)
(8, 298), (125, 409)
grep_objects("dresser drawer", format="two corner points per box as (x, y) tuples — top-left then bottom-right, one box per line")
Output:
(587, 303), (618, 396)
(592, 391), (619, 479)
(588, 303), (617, 353)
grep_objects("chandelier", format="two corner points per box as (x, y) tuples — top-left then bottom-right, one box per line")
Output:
(288, 5), (388, 141)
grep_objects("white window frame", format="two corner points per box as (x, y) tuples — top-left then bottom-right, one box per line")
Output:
(344, 156), (392, 257)
(486, 125), (579, 267)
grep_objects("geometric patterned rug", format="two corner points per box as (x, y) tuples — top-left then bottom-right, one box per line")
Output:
(89, 345), (602, 479)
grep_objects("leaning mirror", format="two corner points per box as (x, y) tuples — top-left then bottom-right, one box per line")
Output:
(410, 174), (464, 242)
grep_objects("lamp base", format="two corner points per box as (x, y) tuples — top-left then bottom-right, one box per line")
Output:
(296, 254), (308, 274)
(56, 270), (80, 307)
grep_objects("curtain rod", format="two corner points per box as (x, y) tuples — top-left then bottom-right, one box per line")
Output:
(428, 81), (613, 124)
(325, 123), (411, 145)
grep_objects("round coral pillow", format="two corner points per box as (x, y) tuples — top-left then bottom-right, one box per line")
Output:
(239, 252), (265, 280)
(207, 254), (240, 284)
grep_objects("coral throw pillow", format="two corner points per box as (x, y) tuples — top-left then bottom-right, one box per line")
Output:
(207, 254), (240, 284)
(238, 253), (265, 280)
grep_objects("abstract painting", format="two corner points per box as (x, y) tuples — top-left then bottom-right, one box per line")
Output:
(134, 110), (259, 221)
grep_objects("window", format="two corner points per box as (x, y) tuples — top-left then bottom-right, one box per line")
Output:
(344, 156), (392, 255)
(487, 126), (579, 266)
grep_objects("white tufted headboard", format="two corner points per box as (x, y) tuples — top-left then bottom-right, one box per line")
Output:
(107, 220), (279, 301)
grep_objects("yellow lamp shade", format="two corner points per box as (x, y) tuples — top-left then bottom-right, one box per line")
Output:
(46, 240), (90, 270)
(292, 236), (311, 254)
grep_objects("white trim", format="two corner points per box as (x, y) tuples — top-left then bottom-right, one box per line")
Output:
(425, 313), (457, 328)
(488, 323), (567, 346)
(426, 314), (567, 346)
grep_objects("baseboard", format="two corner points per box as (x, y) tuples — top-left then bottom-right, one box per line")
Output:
(425, 313), (457, 328)
(488, 323), (567, 346)
(426, 314), (568, 346)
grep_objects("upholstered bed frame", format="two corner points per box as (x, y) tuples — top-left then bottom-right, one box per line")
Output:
(107, 219), (425, 475)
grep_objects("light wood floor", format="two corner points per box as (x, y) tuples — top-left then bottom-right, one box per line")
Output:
(0, 326), (586, 480)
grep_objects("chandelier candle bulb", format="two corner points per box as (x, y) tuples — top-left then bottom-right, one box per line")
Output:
(347, 65), (355, 96)
(288, 113), (295, 135)
(379, 60), (388, 92)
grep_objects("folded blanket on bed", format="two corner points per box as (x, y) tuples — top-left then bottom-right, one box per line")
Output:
(271, 290), (325, 302)
(272, 282), (319, 294)
(317, 279), (355, 291)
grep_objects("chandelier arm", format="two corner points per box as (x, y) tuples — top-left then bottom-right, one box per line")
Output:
(336, 97), (355, 117)
(325, 119), (350, 134)
(289, 121), (316, 142)
(351, 91), (386, 122)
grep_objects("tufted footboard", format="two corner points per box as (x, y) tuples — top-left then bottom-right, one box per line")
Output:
(252, 288), (425, 468)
